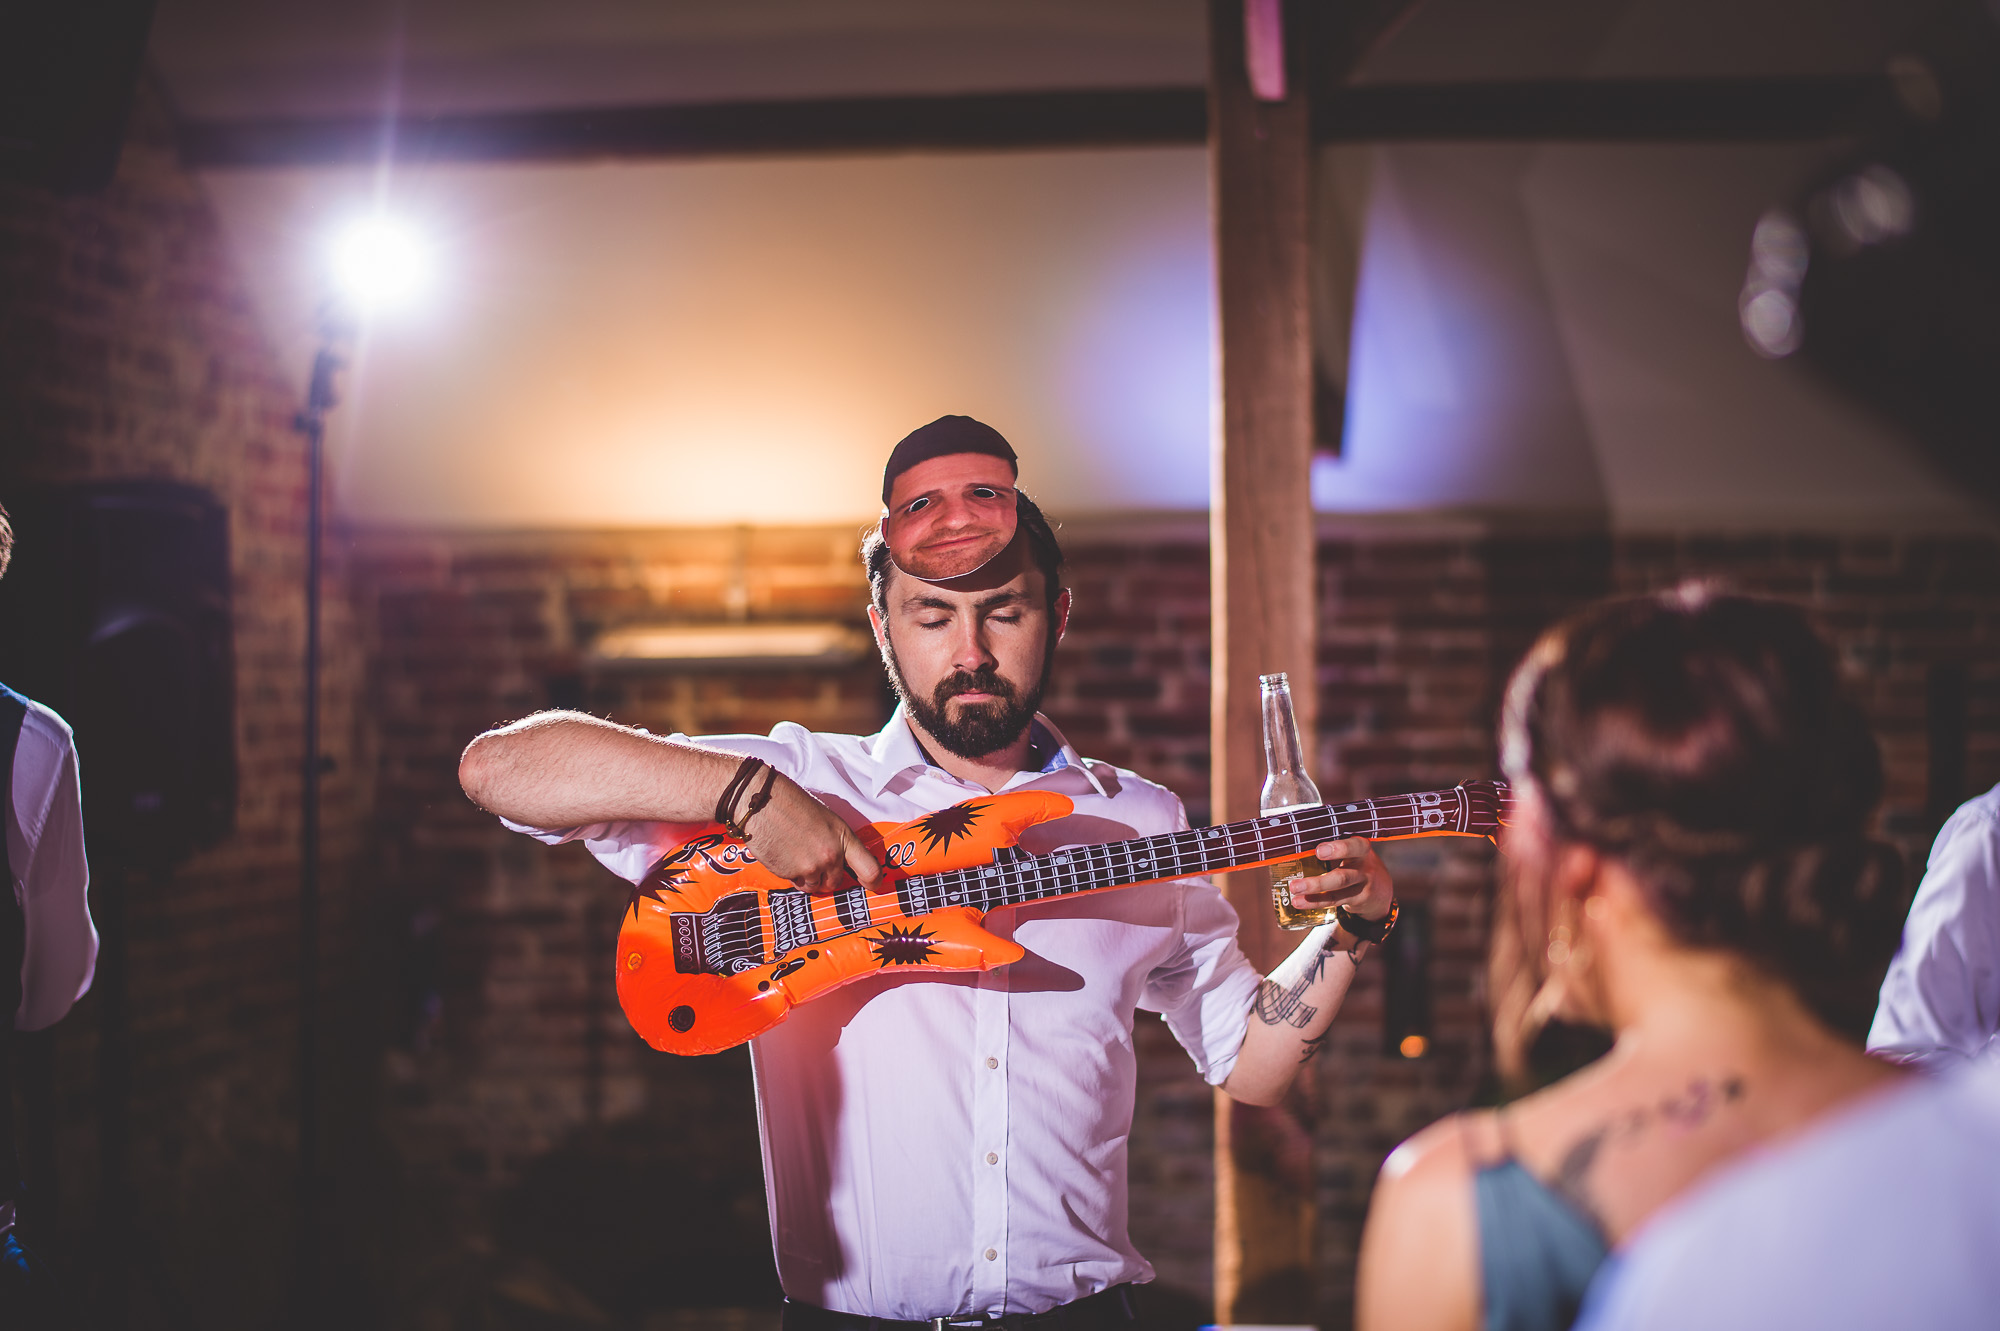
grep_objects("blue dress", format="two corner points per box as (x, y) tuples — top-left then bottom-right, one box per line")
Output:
(1469, 1115), (1612, 1331)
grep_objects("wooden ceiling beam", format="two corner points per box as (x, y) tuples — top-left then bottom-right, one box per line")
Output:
(177, 88), (1208, 168)
(178, 76), (1897, 168)
(1315, 74), (1893, 141)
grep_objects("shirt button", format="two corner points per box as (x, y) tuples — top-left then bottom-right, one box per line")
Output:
(985, 1249), (998, 1262)
(985, 1057), (998, 1069)
(985, 1152), (998, 1165)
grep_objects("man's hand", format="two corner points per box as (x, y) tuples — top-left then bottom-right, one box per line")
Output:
(744, 773), (885, 894)
(1288, 836), (1395, 923)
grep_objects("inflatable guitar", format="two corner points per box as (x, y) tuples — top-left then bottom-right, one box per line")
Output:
(617, 779), (1511, 1054)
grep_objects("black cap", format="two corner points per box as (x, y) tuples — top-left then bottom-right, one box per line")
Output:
(882, 415), (1018, 505)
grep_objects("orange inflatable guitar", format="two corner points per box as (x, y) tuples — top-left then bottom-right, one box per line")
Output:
(616, 779), (1511, 1055)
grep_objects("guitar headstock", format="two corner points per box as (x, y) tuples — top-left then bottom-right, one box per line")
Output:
(1457, 779), (1514, 836)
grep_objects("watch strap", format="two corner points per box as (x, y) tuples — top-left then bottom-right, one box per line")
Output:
(1335, 898), (1398, 945)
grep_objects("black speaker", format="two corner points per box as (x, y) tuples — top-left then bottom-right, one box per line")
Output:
(0, 482), (236, 867)
(0, 0), (157, 192)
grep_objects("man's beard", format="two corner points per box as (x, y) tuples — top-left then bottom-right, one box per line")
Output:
(883, 643), (1051, 761)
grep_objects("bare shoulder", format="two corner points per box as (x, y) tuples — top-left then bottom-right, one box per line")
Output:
(1382, 1110), (1480, 1188)
(1357, 1113), (1482, 1331)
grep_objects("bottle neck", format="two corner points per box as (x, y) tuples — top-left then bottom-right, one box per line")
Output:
(1259, 680), (1321, 811)
(1261, 685), (1309, 779)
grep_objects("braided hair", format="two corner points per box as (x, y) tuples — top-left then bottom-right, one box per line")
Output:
(1496, 584), (1907, 1046)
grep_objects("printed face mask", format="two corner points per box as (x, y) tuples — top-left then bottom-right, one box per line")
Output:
(883, 457), (1019, 582)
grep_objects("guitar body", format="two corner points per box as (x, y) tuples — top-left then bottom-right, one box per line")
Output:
(617, 790), (1073, 1055)
(614, 778), (1511, 1056)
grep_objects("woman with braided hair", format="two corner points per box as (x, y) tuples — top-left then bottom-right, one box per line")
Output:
(1356, 585), (1911, 1331)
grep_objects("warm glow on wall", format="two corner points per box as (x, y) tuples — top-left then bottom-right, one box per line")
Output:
(205, 148), (1214, 528)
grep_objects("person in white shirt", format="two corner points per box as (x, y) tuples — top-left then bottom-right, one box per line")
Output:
(1869, 782), (2000, 1070)
(1572, 1048), (2000, 1331)
(1, 693), (94, 1035)
(458, 417), (1398, 1329)
(0, 502), (98, 1323)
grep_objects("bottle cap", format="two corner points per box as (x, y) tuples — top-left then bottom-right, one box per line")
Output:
(1259, 672), (1290, 687)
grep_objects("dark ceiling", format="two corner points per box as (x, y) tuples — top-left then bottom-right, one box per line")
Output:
(149, 0), (1954, 123)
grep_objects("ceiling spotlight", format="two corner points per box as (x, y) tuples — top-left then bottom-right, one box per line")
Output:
(328, 215), (432, 315)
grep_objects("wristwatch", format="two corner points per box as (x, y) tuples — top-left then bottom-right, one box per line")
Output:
(1334, 899), (1398, 945)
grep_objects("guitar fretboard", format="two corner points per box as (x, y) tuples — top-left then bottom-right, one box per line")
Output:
(706, 782), (1509, 967)
(890, 784), (1495, 917)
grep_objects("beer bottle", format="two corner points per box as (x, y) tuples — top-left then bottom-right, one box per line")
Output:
(1259, 672), (1334, 929)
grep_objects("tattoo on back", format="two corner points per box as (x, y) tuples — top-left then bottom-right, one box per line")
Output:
(1552, 1128), (1610, 1230)
(1547, 1073), (1749, 1234)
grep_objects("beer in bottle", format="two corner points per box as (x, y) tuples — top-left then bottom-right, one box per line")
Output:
(1259, 672), (1334, 929)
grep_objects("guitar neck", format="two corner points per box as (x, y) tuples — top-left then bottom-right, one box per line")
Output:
(874, 780), (1508, 921)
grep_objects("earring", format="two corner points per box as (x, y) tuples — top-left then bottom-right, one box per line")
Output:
(1523, 897), (1594, 1031)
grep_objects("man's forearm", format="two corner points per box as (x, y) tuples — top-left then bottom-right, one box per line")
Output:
(459, 710), (741, 828)
(1222, 923), (1368, 1106)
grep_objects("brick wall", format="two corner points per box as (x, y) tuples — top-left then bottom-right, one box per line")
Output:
(351, 527), (884, 1327)
(0, 81), (371, 1328)
(353, 520), (2000, 1331)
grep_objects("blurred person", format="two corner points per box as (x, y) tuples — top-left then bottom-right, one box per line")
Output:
(458, 417), (1398, 1331)
(0, 501), (97, 1327)
(1571, 1045), (2000, 1331)
(1355, 586), (1909, 1331)
(1868, 781), (2000, 1069)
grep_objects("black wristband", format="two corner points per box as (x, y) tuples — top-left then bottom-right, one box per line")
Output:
(1334, 899), (1398, 945)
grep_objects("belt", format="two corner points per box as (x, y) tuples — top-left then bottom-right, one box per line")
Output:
(782, 1283), (1139, 1331)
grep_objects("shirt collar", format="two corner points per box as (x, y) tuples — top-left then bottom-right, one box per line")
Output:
(863, 705), (1110, 798)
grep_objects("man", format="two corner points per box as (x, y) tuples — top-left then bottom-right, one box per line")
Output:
(458, 416), (1396, 1328)
(1869, 782), (2000, 1070)
(0, 501), (97, 1325)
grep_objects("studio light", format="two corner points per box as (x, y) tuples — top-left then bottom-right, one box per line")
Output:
(328, 214), (432, 315)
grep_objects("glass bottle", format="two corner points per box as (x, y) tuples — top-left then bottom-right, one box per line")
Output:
(1259, 672), (1332, 929)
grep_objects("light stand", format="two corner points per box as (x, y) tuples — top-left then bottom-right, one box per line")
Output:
(289, 318), (349, 1330)
(287, 213), (426, 1329)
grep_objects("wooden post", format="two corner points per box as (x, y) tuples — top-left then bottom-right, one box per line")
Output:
(1208, 0), (1318, 1324)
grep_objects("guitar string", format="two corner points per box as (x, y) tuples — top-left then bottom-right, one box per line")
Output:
(675, 784), (1505, 965)
(686, 787), (1507, 961)
(690, 790), (1504, 962)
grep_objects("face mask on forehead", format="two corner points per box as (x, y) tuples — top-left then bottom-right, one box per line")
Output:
(879, 416), (1022, 583)
(882, 464), (1019, 582)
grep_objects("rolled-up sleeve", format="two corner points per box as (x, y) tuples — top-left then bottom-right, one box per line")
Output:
(1142, 879), (1260, 1085)
(1138, 805), (1260, 1086)
(499, 815), (710, 884)
(1870, 787), (2000, 1071)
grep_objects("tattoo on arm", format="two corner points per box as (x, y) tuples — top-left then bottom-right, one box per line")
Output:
(1254, 976), (1318, 1028)
(1255, 940), (1353, 1029)
(1298, 1029), (1334, 1064)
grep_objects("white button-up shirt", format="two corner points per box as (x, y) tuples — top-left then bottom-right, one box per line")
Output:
(5, 692), (96, 1031)
(507, 708), (1260, 1319)
(1870, 782), (2000, 1070)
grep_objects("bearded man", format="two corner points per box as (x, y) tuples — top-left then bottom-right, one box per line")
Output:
(458, 415), (1396, 1331)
